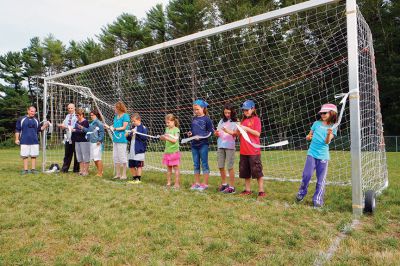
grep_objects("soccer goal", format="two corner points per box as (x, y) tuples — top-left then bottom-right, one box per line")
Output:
(42, 0), (387, 215)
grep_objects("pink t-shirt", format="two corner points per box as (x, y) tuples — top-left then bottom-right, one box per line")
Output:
(239, 116), (261, 155)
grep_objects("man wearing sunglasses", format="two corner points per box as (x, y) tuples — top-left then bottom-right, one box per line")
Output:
(57, 103), (79, 173)
(15, 106), (49, 174)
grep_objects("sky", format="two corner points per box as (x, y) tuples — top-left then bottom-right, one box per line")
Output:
(0, 0), (170, 55)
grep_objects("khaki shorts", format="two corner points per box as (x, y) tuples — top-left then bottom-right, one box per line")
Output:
(217, 148), (235, 169)
(113, 143), (127, 164)
(239, 154), (264, 179)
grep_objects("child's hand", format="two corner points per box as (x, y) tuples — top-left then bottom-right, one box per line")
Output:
(104, 124), (109, 129)
(109, 126), (114, 131)
(214, 130), (220, 137)
(240, 126), (249, 132)
(15, 140), (20, 145)
(160, 135), (166, 140)
(306, 134), (313, 141)
(97, 141), (101, 146)
(187, 131), (192, 137)
(327, 128), (333, 135)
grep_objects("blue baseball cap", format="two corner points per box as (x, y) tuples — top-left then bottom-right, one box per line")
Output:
(241, 100), (255, 110)
(193, 99), (209, 108)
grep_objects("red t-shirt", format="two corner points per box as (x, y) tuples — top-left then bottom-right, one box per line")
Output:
(239, 116), (262, 155)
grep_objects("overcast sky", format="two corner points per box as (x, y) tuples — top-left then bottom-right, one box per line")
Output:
(0, 0), (170, 55)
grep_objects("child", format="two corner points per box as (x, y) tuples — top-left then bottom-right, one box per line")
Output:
(188, 99), (214, 191)
(236, 100), (265, 197)
(126, 113), (147, 184)
(214, 103), (237, 194)
(81, 109), (105, 177)
(160, 114), (181, 188)
(73, 109), (90, 176)
(296, 103), (338, 208)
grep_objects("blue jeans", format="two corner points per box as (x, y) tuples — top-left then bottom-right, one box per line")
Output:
(192, 144), (210, 174)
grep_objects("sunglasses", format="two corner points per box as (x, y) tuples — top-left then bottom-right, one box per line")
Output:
(320, 112), (328, 115)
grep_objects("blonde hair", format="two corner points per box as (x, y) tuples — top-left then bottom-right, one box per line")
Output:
(76, 108), (85, 117)
(165, 114), (179, 128)
(115, 101), (127, 113)
(131, 113), (141, 121)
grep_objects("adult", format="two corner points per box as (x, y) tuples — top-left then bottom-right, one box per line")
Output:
(73, 109), (90, 176)
(105, 101), (130, 179)
(15, 106), (49, 174)
(81, 109), (105, 177)
(57, 103), (79, 173)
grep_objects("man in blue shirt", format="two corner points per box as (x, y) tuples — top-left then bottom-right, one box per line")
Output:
(15, 106), (49, 174)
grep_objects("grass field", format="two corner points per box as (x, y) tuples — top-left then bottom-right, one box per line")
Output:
(0, 149), (398, 265)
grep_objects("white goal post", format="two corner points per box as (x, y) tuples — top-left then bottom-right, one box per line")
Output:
(42, 0), (388, 216)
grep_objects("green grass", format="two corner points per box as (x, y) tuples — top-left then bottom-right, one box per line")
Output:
(0, 149), (398, 265)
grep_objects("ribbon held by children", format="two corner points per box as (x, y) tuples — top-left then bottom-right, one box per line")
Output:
(332, 89), (359, 130)
(236, 124), (288, 148)
(181, 132), (212, 144)
(85, 126), (100, 140)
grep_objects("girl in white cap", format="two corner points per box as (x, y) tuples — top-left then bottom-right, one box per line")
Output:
(296, 103), (338, 208)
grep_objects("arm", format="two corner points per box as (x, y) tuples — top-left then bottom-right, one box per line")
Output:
(135, 126), (148, 142)
(15, 118), (21, 145)
(115, 121), (128, 131)
(98, 123), (105, 143)
(325, 128), (334, 144)
(306, 130), (313, 141)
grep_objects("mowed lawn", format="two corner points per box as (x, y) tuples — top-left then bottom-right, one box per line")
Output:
(0, 149), (398, 265)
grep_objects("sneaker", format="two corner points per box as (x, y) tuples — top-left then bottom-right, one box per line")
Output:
(120, 176), (127, 180)
(197, 184), (209, 191)
(240, 190), (253, 196)
(21, 170), (30, 175)
(258, 191), (266, 197)
(313, 202), (323, 209)
(30, 169), (39, 174)
(190, 183), (201, 190)
(113, 175), (120, 179)
(296, 194), (304, 202)
(218, 184), (229, 192)
(223, 186), (236, 194)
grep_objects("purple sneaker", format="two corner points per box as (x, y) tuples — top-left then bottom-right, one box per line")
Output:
(223, 186), (235, 194)
(218, 184), (229, 192)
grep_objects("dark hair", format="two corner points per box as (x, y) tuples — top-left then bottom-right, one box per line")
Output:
(90, 109), (100, 118)
(320, 110), (338, 125)
(222, 103), (237, 122)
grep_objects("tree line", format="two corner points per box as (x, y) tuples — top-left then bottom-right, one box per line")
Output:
(0, 0), (398, 137)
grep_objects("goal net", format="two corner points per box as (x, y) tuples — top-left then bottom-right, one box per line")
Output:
(43, 0), (387, 195)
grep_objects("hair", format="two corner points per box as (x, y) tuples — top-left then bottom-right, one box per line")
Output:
(165, 114), (179, 128)
(115, 101), (127, 113)
(27, 105), (36, 111)
(76, 108), (85, 117)
(320, 110), (338, 125)
(221, 103), (237, 122)
(131, 113), (141, 121)
(90, 109), (100, 118)
(193, 104), (209, 116)
(241, 108), (258, 121)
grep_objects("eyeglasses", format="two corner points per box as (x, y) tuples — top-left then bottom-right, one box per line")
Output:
(320, 112), (328, 115)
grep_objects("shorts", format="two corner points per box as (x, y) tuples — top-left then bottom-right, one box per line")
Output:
(90, 143), (102, 161)
(162, 152), (181, 166)
(113, 143), (127, 164)
(75, 142), (90, 162)
(217, 148), (235, 169)
(239, 154), (264, 179)
(129, 160), (144, 168)
(20, 144), (39, 158)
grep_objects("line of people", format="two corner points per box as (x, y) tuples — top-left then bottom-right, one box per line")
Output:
(16, 100), (338, 207)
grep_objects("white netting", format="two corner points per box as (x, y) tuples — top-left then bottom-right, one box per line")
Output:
(43, 1), (387, 191)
